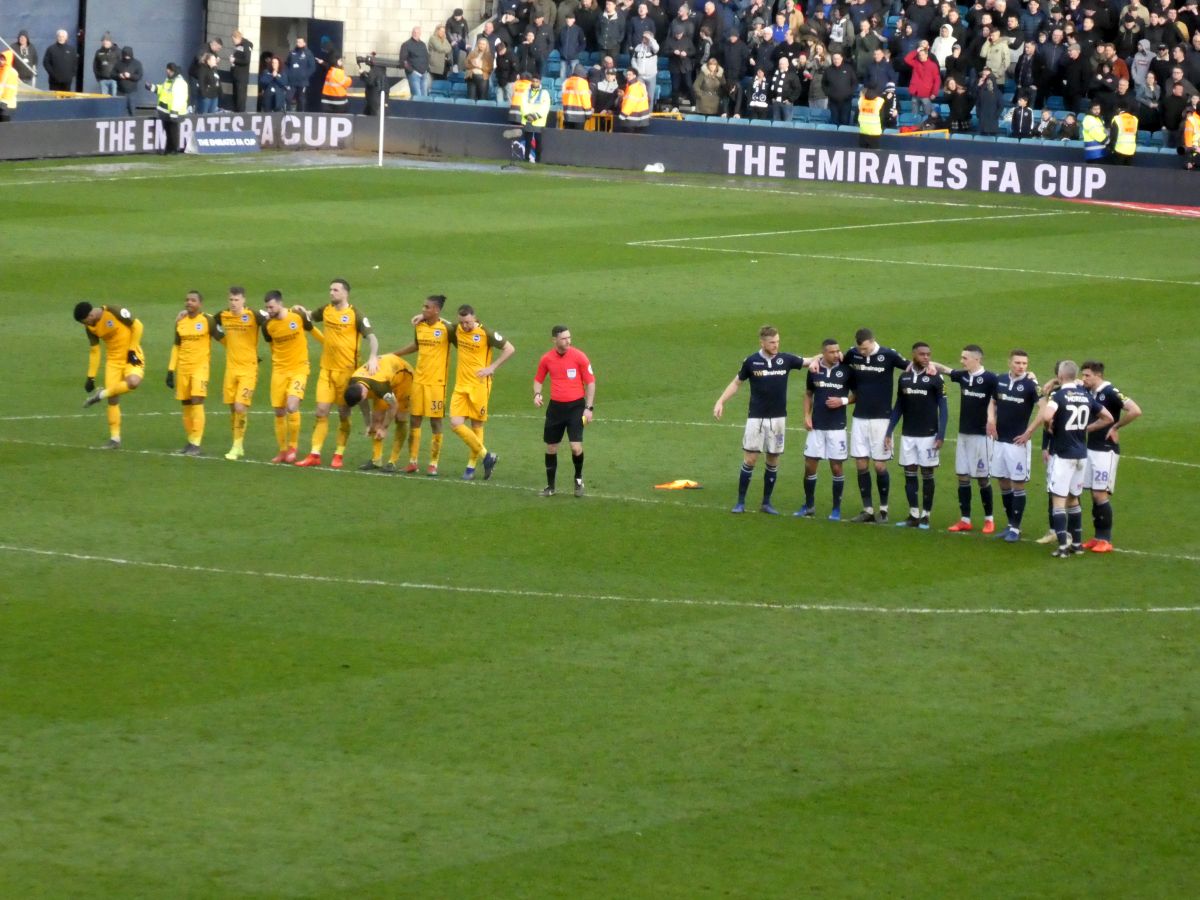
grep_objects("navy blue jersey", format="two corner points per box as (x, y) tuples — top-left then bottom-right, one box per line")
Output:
(1048, 384), (1103, 459)
(950, 368), (999, 435)
(843, 344), (908, 419)
(806, 363), (855, 430)
(992, 372), (1039, 442)
(892, 369), (948, 437)
(1086, 382), (1130, 454)
(737, 351), (808, 418)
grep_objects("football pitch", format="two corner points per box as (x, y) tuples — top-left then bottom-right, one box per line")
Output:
(2, 153), (1198, 896)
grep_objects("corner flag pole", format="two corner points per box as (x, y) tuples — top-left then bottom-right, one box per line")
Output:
(377, 90), (385, 167)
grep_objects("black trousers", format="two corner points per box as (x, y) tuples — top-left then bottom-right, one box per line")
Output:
(231, 69), (249, 112)
(159, 112), (181, 153)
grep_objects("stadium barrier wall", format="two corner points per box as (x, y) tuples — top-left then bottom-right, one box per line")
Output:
(0, 113), (355, 160)
(3, 112), (1196, 205)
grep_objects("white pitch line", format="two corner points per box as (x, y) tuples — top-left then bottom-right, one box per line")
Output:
(641, 179), (1053, 210)
(2, 412), (1198, 471)
(641, 242), (1200, 287)
(0, 161), (363, 189)
(1, 434), (1197, 565)
(3, 543), (1197, 616)
(627, 211), (1073, 245)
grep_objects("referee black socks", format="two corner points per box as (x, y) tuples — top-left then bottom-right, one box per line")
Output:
(572, 451), (584, 480)
(545, 452), (557, 489)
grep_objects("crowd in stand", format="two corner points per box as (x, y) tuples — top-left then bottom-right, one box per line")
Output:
(440, 0), (1200, 153)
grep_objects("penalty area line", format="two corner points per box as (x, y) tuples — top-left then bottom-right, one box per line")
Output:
(2, 543), (1198, 616)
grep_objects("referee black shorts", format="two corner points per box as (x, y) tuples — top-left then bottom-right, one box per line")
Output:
(544, 398), (585, 445)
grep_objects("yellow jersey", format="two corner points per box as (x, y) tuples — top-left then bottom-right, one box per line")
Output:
(263, 309), (313, 372)
(413, 317), (452, 387)
(218, 308), (267, 372)
(451, 322), (507, 390)
(86, 305), (141, 358)
(172, 312), (222, 372)
(351, 353), (414, 402)
(313, 302), (373, 371)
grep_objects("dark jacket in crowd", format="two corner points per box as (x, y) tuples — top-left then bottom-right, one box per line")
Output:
(558, 23), (587, 61)
(115, 47), (142, 95)
(976, 76), (1002, 134)
(15, 32), (37, 84)
(865, 58), (898, 91)
(1010, 103), (1036, 137)
(259, 69), (287, 110)
(286, 45), (317, 85)
(721, 38), (751, 82)
(399, 37), (429, 75)
(596, 11), (626, 55)
(948, 87), (973, 129)
(93, 42), (120, 80)
(200, 64), (222, 99)
(665, 31), (696, 75)
(43, 40), (79, 88)
(769, 67), (801, 103)
(822, 60), (858, 102)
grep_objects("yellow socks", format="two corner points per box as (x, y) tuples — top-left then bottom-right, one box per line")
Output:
(107, 405), (121, 440)
(408, 425), (422, 464)
(190, 406), (205, 445)
(310, 416), (328, 454)
(430, 432), (443, 466)
(390, 421), (409, 465)
(470, 425), (485, 467)
(336, 417), (351, 455)
(286, 411), (301, 449)
(453, 424), (485, 458)
(274, 415), (288, 451)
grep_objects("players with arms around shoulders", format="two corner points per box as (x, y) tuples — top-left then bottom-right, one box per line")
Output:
(883, 342), (949, 529)
(795, 338), (856, 521)
(986, 349), (1040, 543)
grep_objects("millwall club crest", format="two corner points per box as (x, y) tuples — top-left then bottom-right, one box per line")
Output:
(775, 357), (784, 367)
(1016, 384), (1024, 393)
(876, 355), (884, 362)
(921, 375), (929, 383)
(835, 371), (843, 379)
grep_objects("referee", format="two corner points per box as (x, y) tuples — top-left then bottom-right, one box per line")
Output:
(534, 324), (596, 497)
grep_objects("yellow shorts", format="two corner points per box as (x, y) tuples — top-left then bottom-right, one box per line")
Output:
(316, 367), (354, 406)
(223, 370), (258, 406)
(104, 359), (145, 393)
(270, 367), (309, 408)
(175, 367), (209, 401)
(410, 381), (446, 419)
(449, 384), (490, 422)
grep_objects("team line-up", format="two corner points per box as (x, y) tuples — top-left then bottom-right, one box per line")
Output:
(712, 326), (1141, 557)
(72, 281), (598, 495)
(71, 289), (1138, 553)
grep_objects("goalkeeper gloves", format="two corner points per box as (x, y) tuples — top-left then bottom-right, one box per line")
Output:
(165, 371), (175, 389)
(127, 350), (143, 366)
(85, 377), (96, 392)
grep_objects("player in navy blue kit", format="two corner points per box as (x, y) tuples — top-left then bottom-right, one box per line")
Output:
(987, 349), (1039, 543)
(843, 328), (909, 523)
(940, 345), (1000, 534)
(1079, 360), (1142, 554)
(795, 339), (855, 520)
(1028, 360), (1114, 557)
(713, 326), (811, 514)
(883, 342), (948, 529)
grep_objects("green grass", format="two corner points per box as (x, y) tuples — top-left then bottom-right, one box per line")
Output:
(1, 154), (1198, 897)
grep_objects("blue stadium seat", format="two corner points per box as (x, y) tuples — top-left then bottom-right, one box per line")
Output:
(747, 117), (771, 126)
(1047, 96), (1064, 110)
(429, 81), (451, 96)
(1063, 139), (1084, 148)
(974, 135), (998, 141)
(1149, 131), (1165, 146)
(836, 124), (857, 133)
(450, 82), (468, 97)
(793, 106), (811, 121)
(808, 107), (831, 122)
(683, 113), (705, 121)
(997, 136), (1021, 143)
(547, 51), (561, 67)
(616, 54), (631, 68)
(448, 72), (465, 84)
(814, 122), (838, 130)
(1137, 129), (1152, 144)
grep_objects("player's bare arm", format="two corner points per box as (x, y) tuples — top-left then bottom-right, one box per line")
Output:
(713, 376), (742, 420)
(478, 340), (516, 378)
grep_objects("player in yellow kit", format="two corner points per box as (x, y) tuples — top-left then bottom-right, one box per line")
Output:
(449, 303), (514, 481)
(262, 290), (315, 463)
(343, 353), (415, 472)
(166, 290), (225, 456)
(294, 278), (379, 469)
(76, 300), (146, 449)
(217, 286), (268, 460)
(393, 294), (452, 476)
